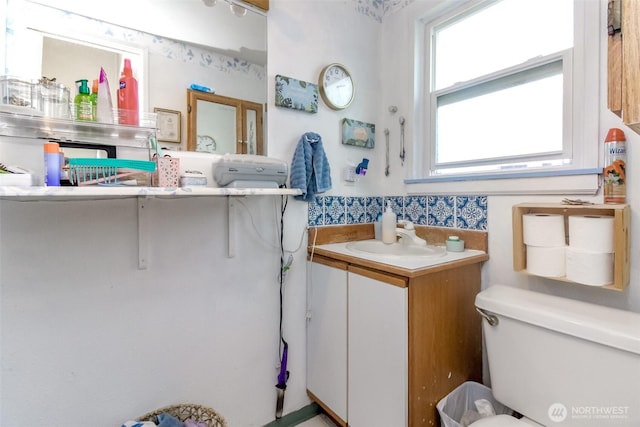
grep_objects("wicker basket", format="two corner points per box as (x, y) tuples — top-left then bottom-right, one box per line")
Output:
(137, 403), (227, 427)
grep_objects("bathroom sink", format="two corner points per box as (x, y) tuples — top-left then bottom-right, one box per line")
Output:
(346, 240), (447, 258)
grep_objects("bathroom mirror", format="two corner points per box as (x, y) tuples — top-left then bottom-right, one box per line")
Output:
(187, 90), (264, 155)
(3, 0), (267, 152)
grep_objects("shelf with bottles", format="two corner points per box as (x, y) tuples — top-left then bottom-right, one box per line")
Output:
(0, 108), (157, 148)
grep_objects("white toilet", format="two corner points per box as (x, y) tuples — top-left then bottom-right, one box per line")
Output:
(473, 285), (640, 426)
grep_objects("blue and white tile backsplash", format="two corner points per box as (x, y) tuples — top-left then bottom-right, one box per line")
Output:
(309, 195), (488, 231)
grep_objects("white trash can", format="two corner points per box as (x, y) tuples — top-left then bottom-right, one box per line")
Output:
(436, 381), (513, 427)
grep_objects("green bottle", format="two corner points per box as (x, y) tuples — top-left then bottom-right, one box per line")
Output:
(75, 79), (93, 121)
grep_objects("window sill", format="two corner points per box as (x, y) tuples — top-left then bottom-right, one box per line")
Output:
(405, 168), (602, 196)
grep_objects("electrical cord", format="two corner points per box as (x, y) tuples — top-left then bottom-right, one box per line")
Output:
(278, 193), (288, 352)
(305, 226), (319, 321)
(274, 193), (290, 420)
(235, 197), (307, 254)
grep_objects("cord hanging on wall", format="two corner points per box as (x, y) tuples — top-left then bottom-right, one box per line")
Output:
(275, 194), (290, 419)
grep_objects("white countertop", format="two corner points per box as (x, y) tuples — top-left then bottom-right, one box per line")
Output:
(311, 240), (486, 271)
(0, 186), (301, 200)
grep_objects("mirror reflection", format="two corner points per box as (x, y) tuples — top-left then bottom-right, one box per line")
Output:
(187, 89), (263, 155)
(3, 0), (267, 153)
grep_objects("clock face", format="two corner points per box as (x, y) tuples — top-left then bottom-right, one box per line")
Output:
(196, 135), (216, 153)
(320, 64), (354, 110)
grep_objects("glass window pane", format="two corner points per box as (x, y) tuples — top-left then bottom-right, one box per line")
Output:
(436, 73), (563, 166)
(434, 0), (573, 90)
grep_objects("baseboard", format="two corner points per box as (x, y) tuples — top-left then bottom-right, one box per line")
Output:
(263, 402), (322, 427)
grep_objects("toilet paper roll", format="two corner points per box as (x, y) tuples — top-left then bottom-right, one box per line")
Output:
(568, 215), (615, 253)
(565, 247), (614, 286)
(522, 214), (566, 247)
(526, 245), (566, 277)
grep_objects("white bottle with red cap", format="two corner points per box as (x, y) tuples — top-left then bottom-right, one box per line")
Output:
(603, 127), (626, 204)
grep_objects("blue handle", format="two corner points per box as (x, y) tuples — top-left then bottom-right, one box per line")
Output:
(189, 83), (213, 93)
(355, 158), (370, 175)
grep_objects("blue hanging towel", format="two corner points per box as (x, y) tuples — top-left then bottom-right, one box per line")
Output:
(290, 132), (332, 201)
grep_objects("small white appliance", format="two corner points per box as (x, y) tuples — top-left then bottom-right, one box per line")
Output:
(474, 285), (640, 426)
(161, 150), (220, 186)
(213, 154), (288, 188)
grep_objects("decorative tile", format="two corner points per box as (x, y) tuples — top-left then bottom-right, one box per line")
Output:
(456, 196), (488, 230)
(384, 196), (404, 220)
(366, 196), (383, 223)
(309, 193), (489, 229)
(347, 197), (367, 224)
(308, 197), (323, 226)
(428, 196), (455, 227)
(323, 196), (346, 225)
(404, 196), (427, 225)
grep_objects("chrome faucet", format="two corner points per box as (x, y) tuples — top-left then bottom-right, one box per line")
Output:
(395, 220), (427, 246)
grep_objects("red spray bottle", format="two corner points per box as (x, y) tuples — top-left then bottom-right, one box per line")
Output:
(117, 58), (139, 126)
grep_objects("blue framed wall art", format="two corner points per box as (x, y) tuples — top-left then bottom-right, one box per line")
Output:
(275, 75), (318, 113)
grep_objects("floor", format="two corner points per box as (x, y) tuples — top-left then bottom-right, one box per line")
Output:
(297, 413), (339, 427)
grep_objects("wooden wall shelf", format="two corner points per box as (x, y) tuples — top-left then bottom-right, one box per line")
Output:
(512, 203), (630, 291)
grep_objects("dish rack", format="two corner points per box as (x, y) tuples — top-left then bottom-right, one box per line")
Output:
(67, 158), (156, 186)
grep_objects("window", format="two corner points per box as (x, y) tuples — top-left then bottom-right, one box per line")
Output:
(411, 0), (601, 194)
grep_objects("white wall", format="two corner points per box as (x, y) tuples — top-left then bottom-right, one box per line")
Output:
(380, 0), (639, 312)
(0, 196), (300, 426)
(267, 1), (381, 197)
(266, 0), (381, 417)
(0, 2), (380, 427)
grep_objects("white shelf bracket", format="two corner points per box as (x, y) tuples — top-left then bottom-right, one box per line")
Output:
(138, 196), (149, 269)
(227, 196), (236, 258)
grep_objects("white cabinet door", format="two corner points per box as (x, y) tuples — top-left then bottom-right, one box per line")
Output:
(306, 262), (348, 422)
(348, 272), (408, 427)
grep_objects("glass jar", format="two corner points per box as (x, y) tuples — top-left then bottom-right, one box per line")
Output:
(38, 79), (71, 119)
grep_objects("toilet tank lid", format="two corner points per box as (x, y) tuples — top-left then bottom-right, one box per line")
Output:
(475, 285), (640, 355)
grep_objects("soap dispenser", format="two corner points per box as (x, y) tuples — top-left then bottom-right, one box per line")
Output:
(74, 79), (93, 121)
(381, 201), (397, 244)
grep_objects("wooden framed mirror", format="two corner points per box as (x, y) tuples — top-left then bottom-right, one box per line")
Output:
(186, 89), (264, 155)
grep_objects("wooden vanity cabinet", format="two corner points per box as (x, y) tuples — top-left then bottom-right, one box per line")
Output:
(307, 255), (483, 427)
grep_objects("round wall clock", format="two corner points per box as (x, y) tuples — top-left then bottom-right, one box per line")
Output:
(196, 134), (216, 153)
(318, 63), (354, 110)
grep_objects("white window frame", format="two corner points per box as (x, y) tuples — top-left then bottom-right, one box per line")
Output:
(408, 0), (602, 195)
